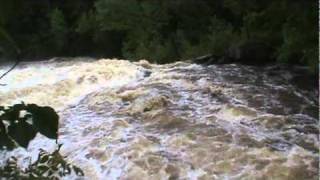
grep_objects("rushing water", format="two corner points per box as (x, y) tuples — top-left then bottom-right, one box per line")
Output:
(0, 58), (318, 179)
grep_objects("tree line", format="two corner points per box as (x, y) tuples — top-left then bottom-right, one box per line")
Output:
(0, 0), (317, 72)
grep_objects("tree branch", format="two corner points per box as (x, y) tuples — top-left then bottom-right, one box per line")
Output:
(0, 55), (20, 86)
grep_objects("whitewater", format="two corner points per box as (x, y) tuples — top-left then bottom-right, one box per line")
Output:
(0, 58), (318, 179)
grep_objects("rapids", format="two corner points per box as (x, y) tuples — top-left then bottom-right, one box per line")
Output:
(0, 58), (318, 179)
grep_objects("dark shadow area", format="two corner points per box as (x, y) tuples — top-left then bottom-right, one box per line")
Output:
(0, 0), (318, 73)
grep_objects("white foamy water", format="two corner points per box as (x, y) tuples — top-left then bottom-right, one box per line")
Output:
(0, 58), (318, 179)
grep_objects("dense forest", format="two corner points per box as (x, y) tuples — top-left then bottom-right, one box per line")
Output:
(0, 0), (318, 72)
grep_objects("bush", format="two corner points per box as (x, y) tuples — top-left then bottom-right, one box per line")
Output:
(276, 9), (318, 72)
(0, 103), (84, 178)
(0, 146), (84, 179)
(179, 17), (239, 60)
(122, 30), (177, 63)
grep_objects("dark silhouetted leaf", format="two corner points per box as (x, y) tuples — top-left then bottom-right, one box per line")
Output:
(0, 120), (15, 150)
(73, 166), (85, 176)
(26, 104), (59, 139)
(8, 121), (37, 148)
(1, 103), (60, 149)
(1, 103), (25, 122)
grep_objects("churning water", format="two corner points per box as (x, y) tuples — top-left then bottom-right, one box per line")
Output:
(0, 58), (318, 179)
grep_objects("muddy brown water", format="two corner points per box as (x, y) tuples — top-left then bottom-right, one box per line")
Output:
(0, 58), (318, 179)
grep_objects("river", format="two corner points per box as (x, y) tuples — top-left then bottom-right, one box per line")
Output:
(0, 58), (318, 179)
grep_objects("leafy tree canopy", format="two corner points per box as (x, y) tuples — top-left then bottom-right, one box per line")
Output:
(0, 0), (317, 72)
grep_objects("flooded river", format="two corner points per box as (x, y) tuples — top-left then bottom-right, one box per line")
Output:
(0, 58), (318, 179)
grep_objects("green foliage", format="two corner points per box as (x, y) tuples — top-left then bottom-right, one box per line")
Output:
(276, 3), (318, 72)
(177, 17), (239, 60)
(0, 103), (59, 150)
(95, 0), (142, 31)
(95, 0), (174, 62)
(0, 0), (317, 72)
(0, 26), (19, 57)
(50, 9), (68, 54)
(207, 18), (237, 56)
(76, 11), (97, 35)
(224, 0), (317, 71)
(0, 146), (84, 179)
(122, 29), (177, 63)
